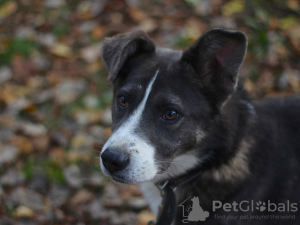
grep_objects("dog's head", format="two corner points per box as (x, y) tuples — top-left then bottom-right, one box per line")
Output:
(100, 29), (247, 184)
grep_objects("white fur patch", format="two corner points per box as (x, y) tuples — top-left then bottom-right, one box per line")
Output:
(139, 182), (162, 216)
(140, 151), (201, 215)
(154, 151), (201, 182)
(101, 70), (159, 183)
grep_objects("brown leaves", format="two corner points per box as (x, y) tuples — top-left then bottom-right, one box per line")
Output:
(11, 136), (33, 154)
(1, 0), (300, 224)
(288, 25), (300, 55)
(0, 1), (17, 19)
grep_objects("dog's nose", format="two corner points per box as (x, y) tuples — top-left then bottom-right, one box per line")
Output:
(101, 148), (130, 173)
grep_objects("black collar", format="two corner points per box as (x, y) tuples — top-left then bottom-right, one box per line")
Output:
(148, 171), (201, 225)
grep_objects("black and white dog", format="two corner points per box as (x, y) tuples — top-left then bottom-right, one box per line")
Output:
(100, 29), (300, 224)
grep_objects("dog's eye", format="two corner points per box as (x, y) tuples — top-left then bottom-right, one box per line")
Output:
(118, 96), (128, 108)
(163, 110), (180, 121)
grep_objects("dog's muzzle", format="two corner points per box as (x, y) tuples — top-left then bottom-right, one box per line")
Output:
(101, 148), (130, 174)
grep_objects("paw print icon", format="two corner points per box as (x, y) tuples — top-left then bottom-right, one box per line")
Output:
(256, 201), (266, 212)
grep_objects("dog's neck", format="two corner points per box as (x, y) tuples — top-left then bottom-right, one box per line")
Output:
(176, 85), (254, 205)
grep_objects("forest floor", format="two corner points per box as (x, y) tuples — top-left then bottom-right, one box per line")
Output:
(0, 0), (299, 224)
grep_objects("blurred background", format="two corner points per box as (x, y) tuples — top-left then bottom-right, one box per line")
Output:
(0, 0), (299, 224)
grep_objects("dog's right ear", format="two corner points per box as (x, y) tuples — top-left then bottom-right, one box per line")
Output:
(101, 30), (155, 81)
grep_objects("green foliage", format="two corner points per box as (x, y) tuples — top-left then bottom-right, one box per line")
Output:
(46, 161), (66, 184)
(174, 35), (194, 48)
(183, 0), (199, 7)
(0, 37), (37, 65)
(23, 158), (35, 180)
(23, 156), (66, 184)
(249, 29), (269, 58)
(52, 22), (71, 37)
(0, 0), (12, 6)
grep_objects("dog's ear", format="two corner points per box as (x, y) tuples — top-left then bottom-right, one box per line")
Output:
(101, 30), (155, 81)
(182, 28), (247, 103)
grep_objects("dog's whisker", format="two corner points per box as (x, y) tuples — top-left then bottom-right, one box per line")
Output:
(93, 142), (104, 152)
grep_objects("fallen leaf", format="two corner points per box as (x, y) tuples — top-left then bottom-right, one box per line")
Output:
(0, 114), (15, 127)
(70, 135), (87, 150)
(11, 136), (33, 154)
(70, 190), (94, 205)
(0, 85), (19, 104)
(44, 0), (65, 9)
(14, 205), (36, 218)
(195, 0), (213, 16)
(127, 197), (148, 210)
(0, 168), (25, 186)
(0, 66), (12, 84)
(110, 12), (124, 25)
(87, 198), (106, 220)
(54, 79), (87, 104)
(288, 25), (300, 54)
(184, 19), (203, 43)
(50, 43), (72, 57)
(63, 164), (83, 188)
(74, 109), (102, 126)
(244, 79), (255, 93)
(279, 16), (298, 30)
(9, 187), (45, 211)
(287, 0), (299, 11)
(91, 25), (105, 39)
(258, 70), (276, 93)
(0, 145), (19, 166)
(49, 147), (66, 166)
(77, 1), (93, 19)
(18, 122), (47, 137)
(80, 43), (102, 63)
(128, 7), (147, 22)
(0, 1), (17, 19)
(32, 135), (49, 152)
(222, 0), (245, 17)
(139, 19), (157, 33)
(138, 210), (155, 225)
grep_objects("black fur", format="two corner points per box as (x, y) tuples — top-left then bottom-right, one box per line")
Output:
(101, 30), (155, 81)
(101, 29), (300, 224)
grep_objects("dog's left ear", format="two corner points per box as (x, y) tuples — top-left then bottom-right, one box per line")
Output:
(101, 30), (155, 81)
(182, 28), (247, 103)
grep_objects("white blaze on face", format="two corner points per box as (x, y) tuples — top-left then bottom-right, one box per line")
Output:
(101, 70), (159, 183)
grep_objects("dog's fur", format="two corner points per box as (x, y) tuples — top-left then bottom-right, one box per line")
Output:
(100, 29), (300, 224)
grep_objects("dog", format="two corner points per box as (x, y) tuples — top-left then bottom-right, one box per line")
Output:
(99, 28), (300, 224)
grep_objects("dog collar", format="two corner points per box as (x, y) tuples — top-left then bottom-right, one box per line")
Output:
(148, 172), (201, 225)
